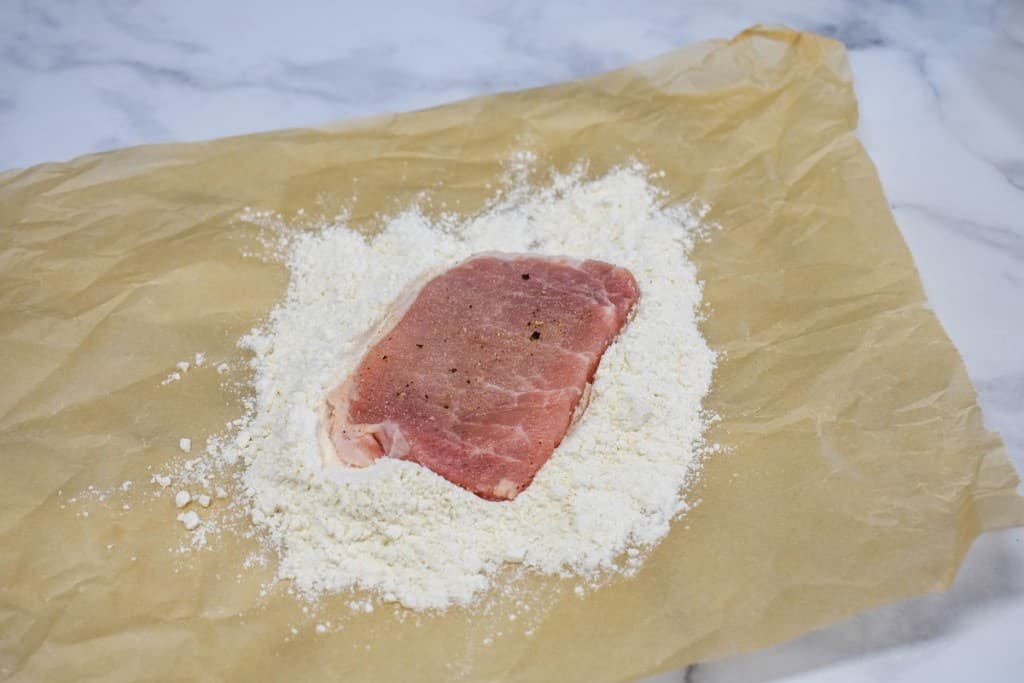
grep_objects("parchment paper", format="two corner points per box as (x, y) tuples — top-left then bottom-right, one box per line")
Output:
(2, 26), (1022, 683)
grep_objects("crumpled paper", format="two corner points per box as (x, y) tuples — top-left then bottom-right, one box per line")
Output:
(1, 26), (1021, 683)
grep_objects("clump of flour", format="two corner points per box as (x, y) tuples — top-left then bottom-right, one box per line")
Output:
(223, 164), (715, 610)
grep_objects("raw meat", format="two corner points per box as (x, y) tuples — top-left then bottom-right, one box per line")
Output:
(324, 253), (639, 500)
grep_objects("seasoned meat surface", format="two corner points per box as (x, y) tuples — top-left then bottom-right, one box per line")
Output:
(325, 253), (639, 500)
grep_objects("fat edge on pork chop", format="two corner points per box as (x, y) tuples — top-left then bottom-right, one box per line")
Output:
(323, 253), (639, 500)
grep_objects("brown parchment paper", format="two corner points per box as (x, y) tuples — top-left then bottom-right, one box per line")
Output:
(1, 26), (1022, 683)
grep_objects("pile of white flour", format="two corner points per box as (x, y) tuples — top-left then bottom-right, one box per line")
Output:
(221, 164), (716, 610)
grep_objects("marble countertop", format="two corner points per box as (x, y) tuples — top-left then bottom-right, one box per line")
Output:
(2, 1), (1022, 680)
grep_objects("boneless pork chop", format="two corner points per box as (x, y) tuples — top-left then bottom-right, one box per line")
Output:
(324, 253), (639, 500)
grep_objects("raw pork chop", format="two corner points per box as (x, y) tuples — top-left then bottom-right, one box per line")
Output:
(324, 253), (638, 500)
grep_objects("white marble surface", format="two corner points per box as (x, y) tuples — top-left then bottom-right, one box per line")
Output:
(2, 0), (1022, 680)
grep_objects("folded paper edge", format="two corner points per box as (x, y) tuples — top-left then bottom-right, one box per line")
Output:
(973, 444), (1024, 530)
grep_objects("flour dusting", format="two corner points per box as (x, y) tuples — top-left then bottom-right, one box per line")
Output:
(208, 164), (715, 611)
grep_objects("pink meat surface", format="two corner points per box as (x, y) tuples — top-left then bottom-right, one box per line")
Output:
(325, 253), (639, 500)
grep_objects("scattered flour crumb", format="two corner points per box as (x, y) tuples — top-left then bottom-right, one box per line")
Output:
(177, 511), (201, 530)
(161, 372), (182, 386)
(176, 361), (191, 373)
(179, 438), (192, 453)
(153, 474), (172, 488)
(194, 352), (206, 367)
(243, 552), (268, 569)
(197, 494), (212, 508)
(174, 491), (192, 508)
(216, 363), (230, 374)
